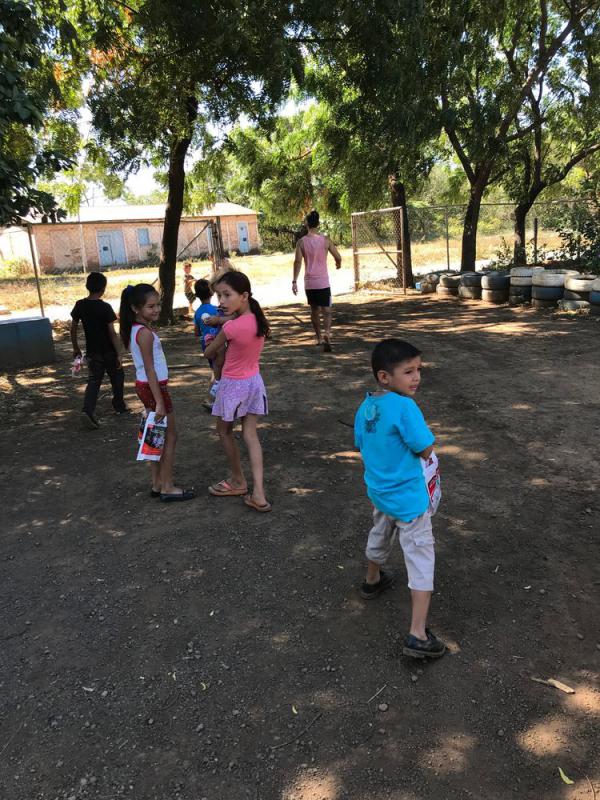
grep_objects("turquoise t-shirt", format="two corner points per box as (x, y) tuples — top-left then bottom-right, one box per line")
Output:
(354, 392), (435, 522)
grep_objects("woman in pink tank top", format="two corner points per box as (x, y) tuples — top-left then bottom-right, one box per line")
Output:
(292, 210), (342, 352)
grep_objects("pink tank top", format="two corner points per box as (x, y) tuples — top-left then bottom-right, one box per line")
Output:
(302, 234), (330, 290)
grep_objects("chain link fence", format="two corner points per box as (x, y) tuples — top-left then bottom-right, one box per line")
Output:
(351, 207), (407, 291)
(352, 197), (599, 287)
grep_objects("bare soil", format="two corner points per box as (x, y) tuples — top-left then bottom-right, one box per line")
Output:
(1, 293), (599, 800)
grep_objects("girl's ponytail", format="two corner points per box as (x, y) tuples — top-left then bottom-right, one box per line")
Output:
(119, 283), (157, 348)
(249, 295), (271, 339)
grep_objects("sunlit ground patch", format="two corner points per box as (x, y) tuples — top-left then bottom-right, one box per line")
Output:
(282, 771), (340, 800)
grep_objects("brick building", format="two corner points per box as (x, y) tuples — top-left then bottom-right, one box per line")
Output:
(11, 202), (259, 273)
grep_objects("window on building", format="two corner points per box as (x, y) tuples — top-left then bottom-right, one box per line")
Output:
(137, 228), (150, 246)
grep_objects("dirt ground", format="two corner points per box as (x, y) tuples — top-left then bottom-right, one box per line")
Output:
(1, 292), (599, 800)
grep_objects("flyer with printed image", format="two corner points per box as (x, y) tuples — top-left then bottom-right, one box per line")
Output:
(136, 412), (167, 461)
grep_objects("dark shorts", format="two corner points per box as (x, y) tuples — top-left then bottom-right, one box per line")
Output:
(306, 287), (332, 307)
(135, 381), (174, 414)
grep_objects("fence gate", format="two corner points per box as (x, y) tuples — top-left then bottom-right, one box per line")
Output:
(351, 206), (407, 293)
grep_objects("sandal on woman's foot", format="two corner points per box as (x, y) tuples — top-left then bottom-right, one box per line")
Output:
(208, 480), (248, 497)
(160, 489), (195, 503)
(323, 339), (332, 353)
(150, 489), (161, 498)
(244, 495), (272, 513)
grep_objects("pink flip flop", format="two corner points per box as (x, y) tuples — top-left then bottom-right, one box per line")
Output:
(208, 480), (248, 497)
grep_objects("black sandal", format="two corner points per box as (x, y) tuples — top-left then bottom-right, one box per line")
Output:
(160, 489), (195, 503)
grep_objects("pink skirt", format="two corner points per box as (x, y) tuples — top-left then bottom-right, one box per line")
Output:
(211, 373), (268, 421)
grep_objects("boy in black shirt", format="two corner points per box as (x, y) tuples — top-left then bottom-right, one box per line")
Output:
(70, 272), (127, 428)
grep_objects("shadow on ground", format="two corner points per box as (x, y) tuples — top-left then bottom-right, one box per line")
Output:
(1, 293), (599, 800)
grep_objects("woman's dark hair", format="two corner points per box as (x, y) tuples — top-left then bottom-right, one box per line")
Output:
(371, 339), (421, 378)
(305, 209), (319, 228)
(119, 283), (158, 348)
(86, 271), (107, 293)
(215, 271), (270, 338)
(194, 278), (212, 301)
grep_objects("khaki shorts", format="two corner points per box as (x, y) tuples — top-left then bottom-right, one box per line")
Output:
(365, 507), (435, 591)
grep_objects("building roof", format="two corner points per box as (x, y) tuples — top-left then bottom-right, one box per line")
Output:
(31, 202), (256, 225)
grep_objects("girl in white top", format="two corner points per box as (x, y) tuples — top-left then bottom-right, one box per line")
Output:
(120, 284), (194, 503)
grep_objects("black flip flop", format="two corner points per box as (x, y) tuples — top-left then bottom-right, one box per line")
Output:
(160, 489), (195, 503)
(150, 490), (161, 498)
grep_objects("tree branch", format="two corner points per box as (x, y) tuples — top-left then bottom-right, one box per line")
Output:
(441, 86), (475, 184)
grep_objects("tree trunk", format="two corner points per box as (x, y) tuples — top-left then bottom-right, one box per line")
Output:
(389, 173), (414, 288)
(158, 97), (198, 324)
(158, 136), (192, 324)
(460, 185), (484, 271)
(513, 203), (531, 265)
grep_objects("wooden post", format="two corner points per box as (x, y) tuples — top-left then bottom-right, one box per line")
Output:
(351, 215), (360, 290)
(399, 208), (407, 295)
(26, 223), (45, 317)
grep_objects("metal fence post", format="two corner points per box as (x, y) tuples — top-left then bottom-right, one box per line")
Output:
(533, 217), (538, 264)
(399, 208), (407, 295)
(351, 214), (360, 291)
(445, 207), (450, 271)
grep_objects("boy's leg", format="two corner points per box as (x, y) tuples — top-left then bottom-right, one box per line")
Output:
(105, 351), (127, 412)
(82, 355), (104, 418)
(398, 513), (445, 657)
(362, 508), (396, 597)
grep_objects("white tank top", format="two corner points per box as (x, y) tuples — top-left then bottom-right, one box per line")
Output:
(130, 323), (169, 383)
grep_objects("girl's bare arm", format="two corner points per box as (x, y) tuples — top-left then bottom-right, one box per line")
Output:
(204, 329), (227, 360)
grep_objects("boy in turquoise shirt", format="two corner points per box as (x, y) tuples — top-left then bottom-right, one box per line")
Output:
(354, 339), (445, 659)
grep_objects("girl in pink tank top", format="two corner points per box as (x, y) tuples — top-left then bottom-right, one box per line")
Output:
(204, 271), (272, 512)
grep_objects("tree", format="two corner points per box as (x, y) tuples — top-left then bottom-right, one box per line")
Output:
(430, 0), (600, 269)
(88, 0), (303, 322)
(501, 11), (600, 263)
(298, 4), (443, 287)
(0, 0), (80, 224)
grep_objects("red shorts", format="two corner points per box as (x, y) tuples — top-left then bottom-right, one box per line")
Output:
(135, 381), (173, 414)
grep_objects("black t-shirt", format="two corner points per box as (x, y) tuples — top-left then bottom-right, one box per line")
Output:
(71, 298), (117, 355)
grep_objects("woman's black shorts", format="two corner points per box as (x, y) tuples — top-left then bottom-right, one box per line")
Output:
(305, 287), (332, 307)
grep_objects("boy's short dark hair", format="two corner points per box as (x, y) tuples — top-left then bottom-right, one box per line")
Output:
(305, 209), (319, 228)
(86, 272), (107, 293)
(194, 278), (212, 301)
(372, 339), (421, 378)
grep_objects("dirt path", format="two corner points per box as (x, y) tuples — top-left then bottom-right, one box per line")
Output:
(1, 294), (599, 800)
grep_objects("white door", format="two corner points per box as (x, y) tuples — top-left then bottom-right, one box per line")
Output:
(237, 222), (250, 253)
(97, 230), (127, 267)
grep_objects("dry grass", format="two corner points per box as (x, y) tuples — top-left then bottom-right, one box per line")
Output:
(0, 230), (565, 313)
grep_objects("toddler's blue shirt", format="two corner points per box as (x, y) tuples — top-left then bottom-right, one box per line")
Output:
(194, 303), (219, 345)
(354, 392), (435, 522)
